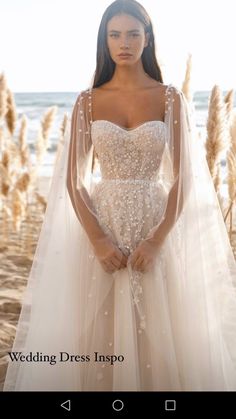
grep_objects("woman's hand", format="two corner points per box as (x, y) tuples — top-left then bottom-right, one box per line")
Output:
(127, 240), (159, 273)
(93, 236), (128, 274)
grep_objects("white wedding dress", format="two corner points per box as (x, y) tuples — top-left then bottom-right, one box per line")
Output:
(3, 85), (236, 391)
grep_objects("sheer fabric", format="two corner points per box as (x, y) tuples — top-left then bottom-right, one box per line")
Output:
(3, 83), (236, 391)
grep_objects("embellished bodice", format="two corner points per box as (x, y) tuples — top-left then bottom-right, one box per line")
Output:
(91, 120), (167, 181)
(90, 120), (168, 255)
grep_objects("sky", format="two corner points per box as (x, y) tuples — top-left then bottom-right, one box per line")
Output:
(0, 0), (235, 92)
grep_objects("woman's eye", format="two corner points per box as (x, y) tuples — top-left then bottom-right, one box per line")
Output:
(110, 33), (139, 38)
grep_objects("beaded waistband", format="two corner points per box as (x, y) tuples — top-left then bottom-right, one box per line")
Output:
(100, 178), (158, 185)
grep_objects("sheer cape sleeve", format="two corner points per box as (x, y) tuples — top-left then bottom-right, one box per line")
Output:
(131, 84), (236, 284)
(66, 89), (108, 247)
(139, 84), (191, 248)
(131, 84), (236, 368)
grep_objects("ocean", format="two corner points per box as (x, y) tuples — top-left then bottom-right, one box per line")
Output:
(14, 92), (77, 176)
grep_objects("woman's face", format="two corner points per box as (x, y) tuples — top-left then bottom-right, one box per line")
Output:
(106, 13), (149, 65)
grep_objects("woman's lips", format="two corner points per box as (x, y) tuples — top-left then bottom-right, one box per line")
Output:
(118, 54), (132, 59)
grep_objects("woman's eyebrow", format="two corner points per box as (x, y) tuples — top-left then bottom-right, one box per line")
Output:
(108, 29), (141, 33)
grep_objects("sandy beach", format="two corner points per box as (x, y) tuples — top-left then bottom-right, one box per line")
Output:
(0, 176), (51, 390)
(0, 175), (235, 391)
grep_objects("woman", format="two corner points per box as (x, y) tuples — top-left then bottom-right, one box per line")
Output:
(4, 0), (236, 391)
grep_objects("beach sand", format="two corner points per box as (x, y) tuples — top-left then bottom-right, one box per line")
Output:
(0, 176), (235, 391)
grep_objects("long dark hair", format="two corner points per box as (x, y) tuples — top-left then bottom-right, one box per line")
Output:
(92, 0), (164, 88)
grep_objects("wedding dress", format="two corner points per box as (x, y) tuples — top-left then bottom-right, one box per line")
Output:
(3, 83), (236, 391)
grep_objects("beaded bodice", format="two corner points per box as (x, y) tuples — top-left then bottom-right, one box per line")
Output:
(89, 119), (169, 255)
(91, 119), (167, 181)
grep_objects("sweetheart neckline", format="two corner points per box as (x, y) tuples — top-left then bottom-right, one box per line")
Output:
(91, 119), (166, 132)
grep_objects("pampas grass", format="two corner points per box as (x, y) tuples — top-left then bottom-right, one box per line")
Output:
(41, 106), (57, 141)
(5, 88), (17, 135)
(34, 106), (57, 173)
(11, 188), (25, 232)
(182, 53), (192, 103)
(35, 191), (47, 212)
(15, 172), (31, 194)
(0, 126), (4, 152)
(0, 150), (11, 198)
(224, 89), (235, 120)
(0, 73), (8, 120)
(18, 115), (31, 170)
(0, 74), (59, 257)
(205, 85), (227, 193)
(224, 110), (236, 241)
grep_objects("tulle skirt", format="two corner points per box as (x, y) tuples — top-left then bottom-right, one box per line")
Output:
(4, 175), (236, 391)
